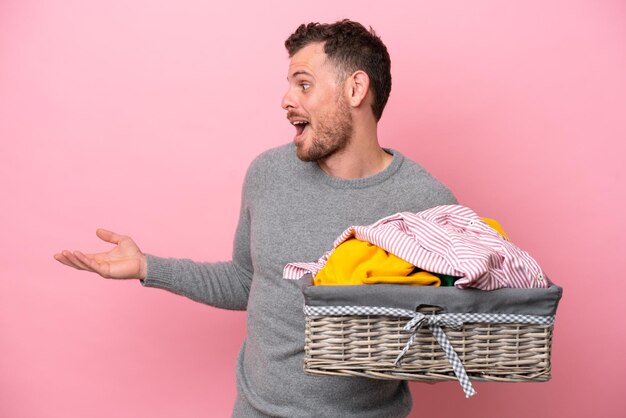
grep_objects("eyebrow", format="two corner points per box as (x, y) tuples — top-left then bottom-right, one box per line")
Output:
(287, 70), (313, 81)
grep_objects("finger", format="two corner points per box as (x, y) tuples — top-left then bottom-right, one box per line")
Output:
(54, 253), (80, 269)
(62, 250), (92, 272)
(74, 250), (109, 277)
(96, 228), (125, 245)
(56, 250), (87, 271)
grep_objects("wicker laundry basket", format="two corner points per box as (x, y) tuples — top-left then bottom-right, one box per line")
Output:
(300, 278), (562, 397)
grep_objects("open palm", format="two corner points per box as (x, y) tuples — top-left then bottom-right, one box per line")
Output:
(54, 229), (147, 280)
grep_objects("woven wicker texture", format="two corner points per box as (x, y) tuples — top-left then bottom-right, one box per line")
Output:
(304, 307), (552, 382)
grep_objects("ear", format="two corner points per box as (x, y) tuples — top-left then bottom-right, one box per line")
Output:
(345, 70), (370, 108)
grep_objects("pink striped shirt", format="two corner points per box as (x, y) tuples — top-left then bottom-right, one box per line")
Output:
(283, 205), (548, 290)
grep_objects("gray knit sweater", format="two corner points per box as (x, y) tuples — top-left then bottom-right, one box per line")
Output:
(143, 143), (457, 417)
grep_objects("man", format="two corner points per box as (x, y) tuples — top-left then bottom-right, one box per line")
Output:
(54, 20), (456, 417)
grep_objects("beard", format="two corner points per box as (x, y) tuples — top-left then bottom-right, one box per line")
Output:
(296, 93), (354, 162)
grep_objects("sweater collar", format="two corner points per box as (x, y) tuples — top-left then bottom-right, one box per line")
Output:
(306, 148), (404, 189)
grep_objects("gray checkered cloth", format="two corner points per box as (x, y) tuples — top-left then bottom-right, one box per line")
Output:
(304, 305), (555, 398)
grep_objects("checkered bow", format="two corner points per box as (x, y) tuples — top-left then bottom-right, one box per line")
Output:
(394, 311), (476, 398)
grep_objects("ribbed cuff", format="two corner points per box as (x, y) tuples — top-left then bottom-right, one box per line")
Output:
(141, 254), (176, 290)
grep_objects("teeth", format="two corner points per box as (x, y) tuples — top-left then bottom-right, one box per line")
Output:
(291, 121), (308, 125)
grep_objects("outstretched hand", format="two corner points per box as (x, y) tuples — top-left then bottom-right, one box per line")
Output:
(54, 229), (147, 280)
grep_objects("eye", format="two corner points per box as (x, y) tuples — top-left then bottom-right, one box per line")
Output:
(300, 82), (311, 92)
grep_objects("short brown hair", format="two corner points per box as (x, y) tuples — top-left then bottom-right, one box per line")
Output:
(285, 20), (392, 121)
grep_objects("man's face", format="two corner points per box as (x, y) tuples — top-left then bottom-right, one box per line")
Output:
(282, 42), (353, 162)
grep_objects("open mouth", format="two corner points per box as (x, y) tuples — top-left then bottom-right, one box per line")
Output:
(291, 120), (310, 138)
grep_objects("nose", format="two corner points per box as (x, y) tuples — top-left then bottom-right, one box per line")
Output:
(281, 88), (296, 110)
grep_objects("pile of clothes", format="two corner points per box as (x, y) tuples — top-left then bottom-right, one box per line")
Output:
(283, 205), (549, 290)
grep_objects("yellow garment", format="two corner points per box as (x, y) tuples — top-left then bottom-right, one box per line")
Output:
(362, 271), (441, 286)
(313, 238), (441, 286)
(482, 217), (509, 240)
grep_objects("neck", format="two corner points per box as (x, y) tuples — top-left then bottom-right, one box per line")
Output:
(317, 124), (392, 179)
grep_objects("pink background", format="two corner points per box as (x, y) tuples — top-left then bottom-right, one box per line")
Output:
(2, 1), (625, 417)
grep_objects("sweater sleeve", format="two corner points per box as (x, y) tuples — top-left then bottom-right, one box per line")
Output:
(141, 255), (252, 310)
(140, 163), (256, 311)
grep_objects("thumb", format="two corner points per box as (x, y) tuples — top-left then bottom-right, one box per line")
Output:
(96, 228), (125, 245)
